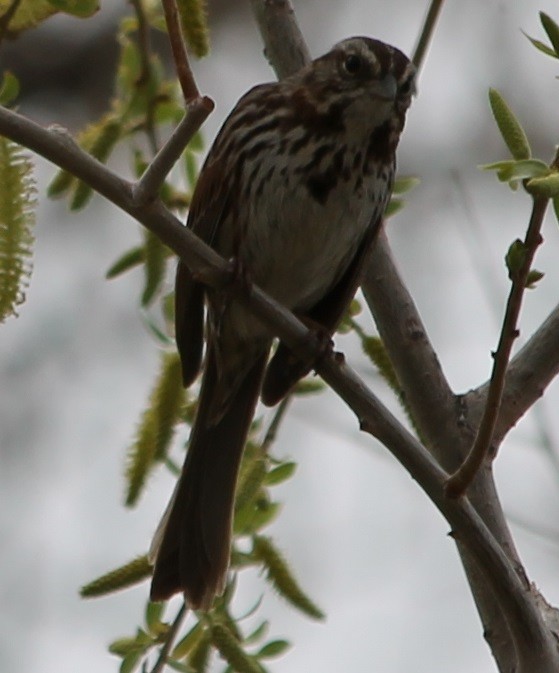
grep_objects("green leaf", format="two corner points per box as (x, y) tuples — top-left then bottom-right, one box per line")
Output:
(488, 88), (531, 160)
(264, 462), (296, 486)
(0, 71), (20, 106)
(256, 640), (290, 659)
(525, 269), (544, 289)
(106, 246), (145, 279)
(244, 621), (269, 645)
(480, 159), (549, 187)
(109, 637), (141, 657)
(119, 651), (142, 673)
(141, 230), (169, 306)
(0, 138), (36, 322)
(392, 175), (420, 194)
(46, 0), (99, 17)
(553, 196), (559, 226)
(292, 377), (326, 395)
(540, 12), (559, 56)
(526, 173), (559, 198)
(70, 116), (121, 210)
(81, 554), (152, 598)
(0, 0), (97, 36)
(125, 351), (185, 506)
(505, 239), (526, 281)
(252, 536), (325, 620)
(385, 197), (404, 218)
(523, 33), (559, 58)
(145, 601), (165, 635)
(172, 622), (205, 660)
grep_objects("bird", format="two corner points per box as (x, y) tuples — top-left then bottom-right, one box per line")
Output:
(149, 36), (415, 609)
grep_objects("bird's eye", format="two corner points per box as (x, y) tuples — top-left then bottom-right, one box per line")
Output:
(343, 54), (363, 76)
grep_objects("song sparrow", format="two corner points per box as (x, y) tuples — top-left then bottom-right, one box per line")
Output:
(150, 36), (415, 608)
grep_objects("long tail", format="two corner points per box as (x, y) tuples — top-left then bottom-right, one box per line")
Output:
(150, 347), (267, 608)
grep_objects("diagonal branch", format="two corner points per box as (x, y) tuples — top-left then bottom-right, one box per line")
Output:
(161, 0), (200, 101)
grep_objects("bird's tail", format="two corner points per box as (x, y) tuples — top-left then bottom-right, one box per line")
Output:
(149, 346), (267, 609)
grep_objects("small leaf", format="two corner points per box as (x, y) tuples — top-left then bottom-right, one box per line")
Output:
(384, 197), (404, 218)
(505, 239), (527, 281)
(244, 621), (269, 645)
(264, 462), (296, 486)
(252, 536), (325, 620)
(553, 196), (559, 225)
(109, 636), (145, 657)
(145, 601), (165, 635)
(141, 230), (169, 306)
(80, 554), (152, 597)
(392, 175), (420, 194)
(172, 622), (205, 660)
(45, 0), (100, 18)
(488, 88), (531, 160)
(525, 269), (544, 289)
(481, 159), (548, 186)
(0, 71), (20, 105)
(540, 12), (559, 56)
(526, 173), (559, 198)
(119, 651), (142, 673)
(106, 246), (145, 279)
(70, 116), (121, 210)
(256, 639), (290, 659)
(523, 33), (558, 58)
(292, 377), (326, 395)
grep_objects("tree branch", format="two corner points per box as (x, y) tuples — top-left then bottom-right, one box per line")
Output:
(132, 96), (214, 206)
(446, 195), (548, 497)
(249, 0), (311, 76)
(469, 302), (559, 443)
(161, 0), (200, 101)
(362, 230), (458, 464)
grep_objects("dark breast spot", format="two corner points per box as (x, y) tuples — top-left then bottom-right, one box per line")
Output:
(306, 172), (337, 205)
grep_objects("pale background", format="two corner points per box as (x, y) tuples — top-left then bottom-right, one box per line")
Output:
(2, 1), (559, 672)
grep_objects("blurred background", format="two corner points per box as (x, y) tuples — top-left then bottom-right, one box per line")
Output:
(2, 1), (559, 672)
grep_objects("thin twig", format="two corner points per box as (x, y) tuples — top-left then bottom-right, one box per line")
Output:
(260, 395), (292, 454)
(150, 602), (188, 673)
(446, 195), (549, 498)
(412, 0), (445, 71)
(133, 95), (214, 206)
(161, 0), (200, 101)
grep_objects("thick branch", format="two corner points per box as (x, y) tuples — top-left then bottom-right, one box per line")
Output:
(249, 0), (311, 76)
(362, 231), (458, 465)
